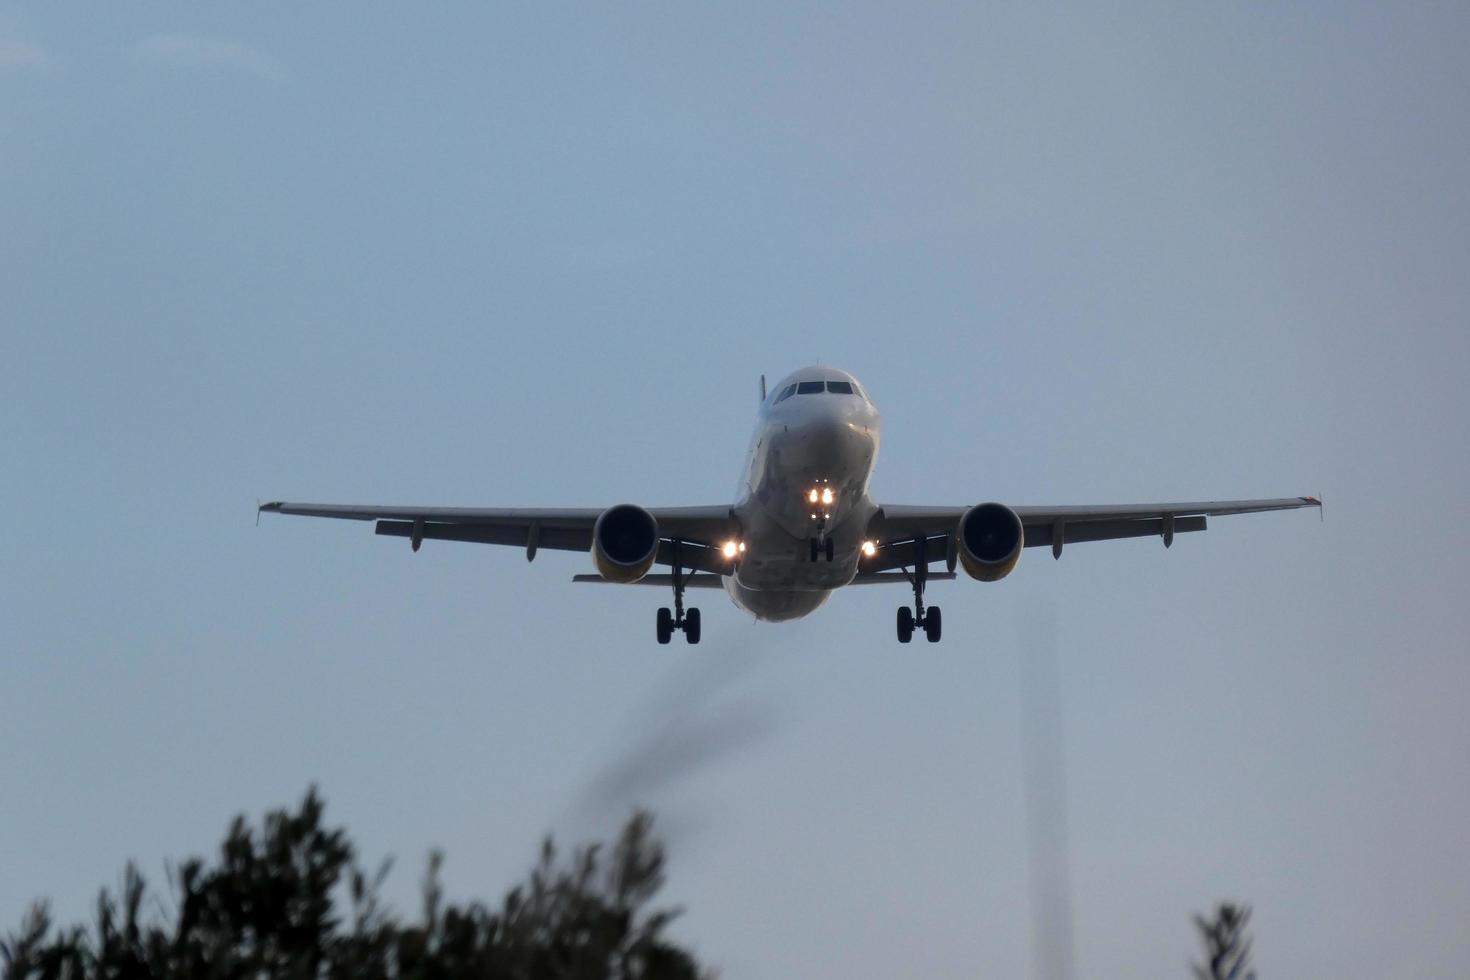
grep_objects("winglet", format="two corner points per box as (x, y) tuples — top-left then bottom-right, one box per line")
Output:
(759, 374), (767, 402)
(1301, 495), (1323, 522)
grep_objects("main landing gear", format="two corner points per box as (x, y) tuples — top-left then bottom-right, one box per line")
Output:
(897, 537), (942, 644)
(657, 540), (701, 645)
(808, 536), (835, 562)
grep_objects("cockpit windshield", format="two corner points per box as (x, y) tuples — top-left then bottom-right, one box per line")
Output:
(771, 378), (868, 405)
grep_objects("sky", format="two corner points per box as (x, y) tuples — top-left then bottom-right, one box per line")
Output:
(3, 3), (1468, 977)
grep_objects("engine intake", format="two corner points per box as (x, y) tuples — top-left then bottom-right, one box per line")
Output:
(592, 504), (659, 583)
(957, 502), (1024, 582)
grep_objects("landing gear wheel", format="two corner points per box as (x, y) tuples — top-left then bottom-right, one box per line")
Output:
(924, 605), (942, 643)
(684, 607), (701, 645)
(656, 607), (674, 645)
(897, 606), (914, 643)
(825, 537), (835, 562)
(809, 538), (819, 562)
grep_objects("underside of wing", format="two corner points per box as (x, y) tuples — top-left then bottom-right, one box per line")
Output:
(258, 501), (739, 573)
(862, 496), (1319, 573)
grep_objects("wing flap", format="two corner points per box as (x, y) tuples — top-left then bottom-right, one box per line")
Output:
(572, 573), (727, 589)
(1023, 515), (1207, 548)
(375, 520), (590, 552)
(848, 571), (957, 585)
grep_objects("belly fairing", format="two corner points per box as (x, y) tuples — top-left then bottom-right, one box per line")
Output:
(722, 577), (831, 622)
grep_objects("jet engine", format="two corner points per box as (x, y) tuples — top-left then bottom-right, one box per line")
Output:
(956, 502), (1024, 582)
(592, 504), (660, 583)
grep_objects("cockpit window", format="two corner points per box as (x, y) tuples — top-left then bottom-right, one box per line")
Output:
(826, 381), (854, 395)
(774, 383), (798, 404)
(796, 381), (824, 394)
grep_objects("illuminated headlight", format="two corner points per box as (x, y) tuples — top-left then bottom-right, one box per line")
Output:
(808, 488), (819, 503)
(821, 487), (834, 505)
(722, 540), (740, 559)
(862, 540), (877, 557)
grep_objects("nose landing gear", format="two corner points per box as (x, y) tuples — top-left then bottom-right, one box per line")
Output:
(896, 537), (942, 644)
(657, 540), (701, 645)
(808, 536), (835, 562)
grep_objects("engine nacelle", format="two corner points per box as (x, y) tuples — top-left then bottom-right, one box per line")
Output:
(592, 504), (659, 583)
(956, 502), (1024, 582)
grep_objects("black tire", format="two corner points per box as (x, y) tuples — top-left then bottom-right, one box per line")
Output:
(925, 605), (942, 643)
(825, 537), (835, 562)
(809, 538), (819, 562)
(684, 607), (702, 645)
(656, 607), (673, 645)
(897, 606), (914, 643)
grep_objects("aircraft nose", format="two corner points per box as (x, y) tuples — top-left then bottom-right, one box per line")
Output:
(787, 414), (874, 471)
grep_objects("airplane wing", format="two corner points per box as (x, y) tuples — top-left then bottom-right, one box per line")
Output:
(862, 496), (1320, 572)
(257, 501), (739, 574)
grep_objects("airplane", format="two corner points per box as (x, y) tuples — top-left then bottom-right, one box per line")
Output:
(260, 366), (1320, 644)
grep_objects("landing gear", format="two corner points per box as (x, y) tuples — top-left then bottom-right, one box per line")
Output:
(897, 537), (943, 643)
(656, 539), (701, 645)
(925, 605), (942, 643)
(808, 536), (836, 562)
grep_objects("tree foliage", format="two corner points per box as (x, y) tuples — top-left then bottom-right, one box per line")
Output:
(2, 789), (709, 980)
(1191, 902), (1256, 980)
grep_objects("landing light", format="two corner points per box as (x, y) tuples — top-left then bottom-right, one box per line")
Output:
(722, 540), (740, 559)
(808, 488), (819, 503)
(862, 540), (877, 557)
(820, 487), (834, 505)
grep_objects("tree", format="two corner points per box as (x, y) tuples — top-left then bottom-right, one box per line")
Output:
(2, 789), (710, 980)
(1191, 902), (1256, 980)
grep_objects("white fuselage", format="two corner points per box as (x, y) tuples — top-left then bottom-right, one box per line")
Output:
(723, 367), (881, 621)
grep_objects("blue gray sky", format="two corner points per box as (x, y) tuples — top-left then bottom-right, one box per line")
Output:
(3, 4), (1467, 977)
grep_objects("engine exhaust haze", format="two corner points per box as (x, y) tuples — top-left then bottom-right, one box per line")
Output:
(573, 634), (780, 845)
